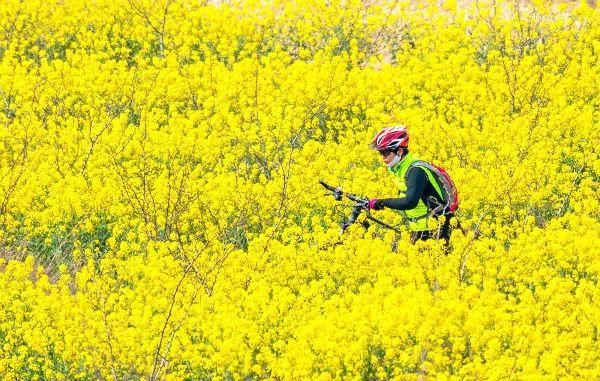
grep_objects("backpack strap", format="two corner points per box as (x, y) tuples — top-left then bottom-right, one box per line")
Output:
(403, 160), (427, 182)
(404, 160), (448, 217)
(404, 161), (444, 200)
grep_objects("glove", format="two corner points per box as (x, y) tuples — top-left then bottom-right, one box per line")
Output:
(367, 199), (384, 211)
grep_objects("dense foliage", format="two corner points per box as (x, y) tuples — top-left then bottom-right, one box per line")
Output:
(0, 0), (598, 379)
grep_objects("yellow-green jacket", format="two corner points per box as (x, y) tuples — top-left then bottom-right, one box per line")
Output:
(387, 152), (445, 232)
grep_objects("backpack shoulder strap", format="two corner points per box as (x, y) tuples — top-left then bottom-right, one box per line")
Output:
(405, 160), (446, 201)
(404, 160), (429, 181)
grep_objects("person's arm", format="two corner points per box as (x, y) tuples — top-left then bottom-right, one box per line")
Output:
(379, 167), (427, 210)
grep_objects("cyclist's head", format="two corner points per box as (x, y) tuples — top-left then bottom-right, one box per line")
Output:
(370, 126), (409, 152)
(370, 126), (409, 166)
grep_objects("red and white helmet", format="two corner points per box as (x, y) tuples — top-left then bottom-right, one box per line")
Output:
(369, 126), (409, 151)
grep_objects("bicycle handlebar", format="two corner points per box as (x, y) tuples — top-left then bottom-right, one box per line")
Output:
(319, 180), (368, 204)
(319, 180), (401, 235)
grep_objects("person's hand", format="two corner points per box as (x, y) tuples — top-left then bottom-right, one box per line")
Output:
(367, 199), (383, 211)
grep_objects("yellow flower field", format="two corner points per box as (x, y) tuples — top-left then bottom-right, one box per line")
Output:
(0, 0), (598, 379)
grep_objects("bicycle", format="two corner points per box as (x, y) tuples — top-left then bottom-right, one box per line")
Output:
(319, 180), (401, 236)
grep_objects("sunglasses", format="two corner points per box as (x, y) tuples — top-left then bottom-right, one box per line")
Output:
(378, 149), (395, 157)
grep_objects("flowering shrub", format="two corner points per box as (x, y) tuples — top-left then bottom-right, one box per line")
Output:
(0, 0), (598, 379)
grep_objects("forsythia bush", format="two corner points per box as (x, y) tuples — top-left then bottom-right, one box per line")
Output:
(0, 0), (598, 379)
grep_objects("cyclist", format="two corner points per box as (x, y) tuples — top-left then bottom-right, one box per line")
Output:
(367, 126), (454, 245)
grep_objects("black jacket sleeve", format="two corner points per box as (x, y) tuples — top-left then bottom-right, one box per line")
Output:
(379, 167), (427, 210)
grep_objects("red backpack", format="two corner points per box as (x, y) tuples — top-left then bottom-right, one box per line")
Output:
(406, 161), (459, 216)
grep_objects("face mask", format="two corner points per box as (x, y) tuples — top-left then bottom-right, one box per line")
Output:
(386, 154), (402, 168)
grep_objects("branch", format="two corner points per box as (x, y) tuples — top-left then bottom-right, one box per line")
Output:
(556, 164), (586, 217)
